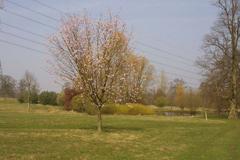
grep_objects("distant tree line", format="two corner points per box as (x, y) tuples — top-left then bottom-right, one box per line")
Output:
(0, 61), (16, 98)
(56, 71), (202, 118)
(0, 64), (59, 107)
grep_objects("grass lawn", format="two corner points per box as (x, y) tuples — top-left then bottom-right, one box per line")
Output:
(0, 101), (239, 160)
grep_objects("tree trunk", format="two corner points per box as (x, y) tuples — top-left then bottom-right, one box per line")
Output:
(204, 110), (208, 121)
(181, 106), (184, 116)
(228, 28), (238, 119)
(229, 101), (238, 119)
(228, 61), (238, 119)
(27, 92), (30, 112)
(97, 108), (102, 132)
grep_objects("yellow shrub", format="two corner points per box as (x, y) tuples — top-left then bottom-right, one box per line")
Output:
(116, 104), (131, 115)
(127, 103), (155, 115)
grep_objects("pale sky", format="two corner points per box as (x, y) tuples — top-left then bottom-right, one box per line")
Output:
(0, 0), (218, 92)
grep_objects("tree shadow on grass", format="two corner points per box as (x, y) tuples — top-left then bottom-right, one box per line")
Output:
(74, 125), (144, 132)
(102, 125), (144, 132)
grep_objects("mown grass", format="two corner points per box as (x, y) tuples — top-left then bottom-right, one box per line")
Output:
(0, 100), (239, 160)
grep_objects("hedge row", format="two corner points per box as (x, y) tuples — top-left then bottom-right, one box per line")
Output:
(102, 103), (155, 115)
(71, 96), (203, 116)
(72, 100), (156, 115)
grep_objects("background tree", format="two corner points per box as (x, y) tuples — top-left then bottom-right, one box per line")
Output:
(63, 87), (78, 111)
(0, 60), (3, 86)
(0, 61), (16, 98)
(56, 92), (65, 106)
(0, 75), (16, 98)
(159, 70), (168, 95)
(18, 71), (39, 111)
(167, 79), (184, 106)
(199, 83), (217, 120)
(184, 88), (201, 116)
(71, 95), (87, 112)
(154, 96), (169, 107)
(0, 0), (4, 9)
(197, 0), (240, 119)
(119, 54), (154, 103)
(175, 80), (185, 112)
(153, 71), (169, 107)
(39, 91), (58, 105)
(17, 79), (27, 103)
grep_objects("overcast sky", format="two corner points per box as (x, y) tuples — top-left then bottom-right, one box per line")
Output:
(0, 0), (218, 92)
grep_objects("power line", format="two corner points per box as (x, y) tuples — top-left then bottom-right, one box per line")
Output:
(2, 1), (197, 68)
(152, 63), (200, 83)
(1, 8), (57, 30)
(1, 21), (199, 76)
(135, 40), (195, 63)
(139, 35), (197, 58)
(156, 71), (199, 88)
(0, 36), (200, 87)
(0, 30), (66, 52)
(0, 23), (199, 79)
(1, 23), (200, 78)
(31, 0), (64, 14)
(0, 30), (50, 47)
(166, 77), (199, 88)
(0, 0), (4, 9)
(163, 70), (200, 82)
(154, 39), (195, 57)
(0, 38), (51, 55)
(135, 48), (195, 67)
(0, 28), (201, 81)
(135, 48), (199, 76)
(1, 22), (48, 39)
(0, 1), (200, 87)
(0, 29), (200, 83)
(159, 71), (200, 88)
(0, 28), (200, 85)
(150, 59), (199, 76)
(6, 0), (60, 22)
(135, 44), (200, 86)
(0, 40), (200, 88)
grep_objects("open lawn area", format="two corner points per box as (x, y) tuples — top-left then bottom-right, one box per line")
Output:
(0, 102), (240, 160)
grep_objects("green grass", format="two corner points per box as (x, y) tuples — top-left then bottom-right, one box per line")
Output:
(0, 100), (239, 160)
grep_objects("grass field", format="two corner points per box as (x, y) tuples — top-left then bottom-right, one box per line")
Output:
(0, 100), (240, 160)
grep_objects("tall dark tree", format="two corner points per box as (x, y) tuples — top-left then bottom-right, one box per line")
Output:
(198, 0), (240, 119)
(0, 75), (16, 98)
(0, 60), (3, 95)
(0, 61), (16, 98)
(0, 61), (3, 80)
(167, 79), (185, 106)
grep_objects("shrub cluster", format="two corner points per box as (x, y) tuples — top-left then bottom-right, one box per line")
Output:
(71, 95), (97, 115)
(70, 95), (203, 116)
(38, 91), (57, 105)
(154, 97), (169, 107)
(127, 104), (155, 115)
(71, 100), (156, 115)
(102, 103), (155, 115)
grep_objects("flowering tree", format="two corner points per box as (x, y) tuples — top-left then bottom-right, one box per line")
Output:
(120, 54), (154, 103)
(50, 14), (131, 132)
